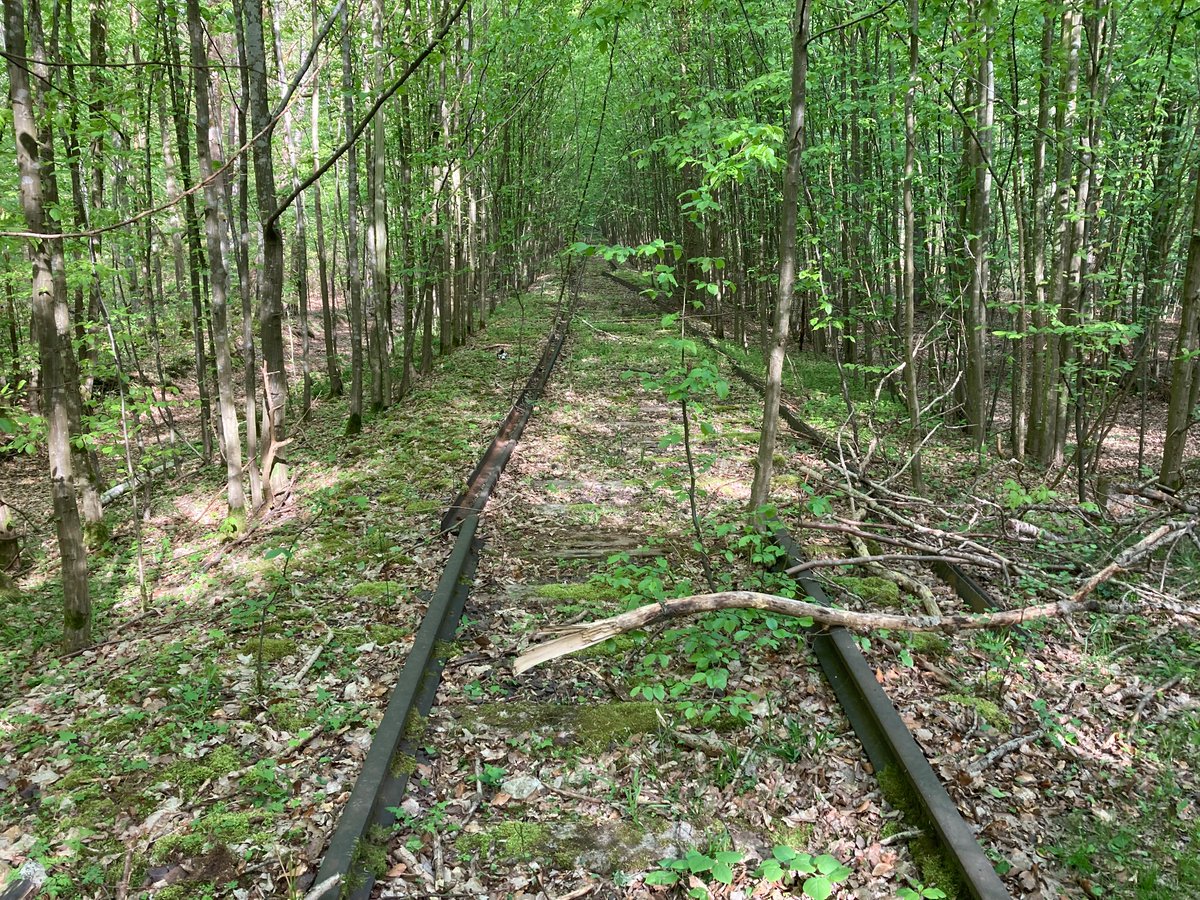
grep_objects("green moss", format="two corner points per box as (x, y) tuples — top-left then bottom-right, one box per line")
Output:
(832, 575), (901, 607)
(349, 580), (405, 599)
(771, 823), (813, 849)
(391, 752), (418, 777)
(352, 833), (390, 879)
(433, 640), (463, 660)
(164, 745), (242, 798)
(269, 702), (305, 732)
(908, 634), (950, 658)
(877, 766), (963, 898)
(153, 805), (274, 865)
(458, 821), (550, 862)
(404, 711), (429, 742)
(368, 623), (410, 645)
(154, 884), (217, 900)
(942, 693), (1011, 730)
(467, 700), (662, 750)
(245, 636), (296, 662)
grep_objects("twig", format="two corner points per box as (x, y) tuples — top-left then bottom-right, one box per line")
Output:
(966, 730), (1046, 775)
(879, 828), (923, 847)
(1131, 673), (1184, 726)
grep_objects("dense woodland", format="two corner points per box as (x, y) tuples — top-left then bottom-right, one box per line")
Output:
(1, 0), (1199, 897)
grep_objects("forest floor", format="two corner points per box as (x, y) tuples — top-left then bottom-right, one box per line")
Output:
(0, 264), (1197, 900)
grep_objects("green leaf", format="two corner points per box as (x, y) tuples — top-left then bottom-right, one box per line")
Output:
(644, 870), (677, 886)
(756, 859), (785, 882)
(712, 861), (734, 884)
(773, 845), (799, 863)
(802, 875), (833, 900)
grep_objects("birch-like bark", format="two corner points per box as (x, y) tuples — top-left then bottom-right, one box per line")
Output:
(5, 0), (91, 651)
(748, 0), (809, 511)
(187, 0), (246, 522)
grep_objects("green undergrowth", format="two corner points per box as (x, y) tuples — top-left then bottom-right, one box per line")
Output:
(0, 284), (561, 897)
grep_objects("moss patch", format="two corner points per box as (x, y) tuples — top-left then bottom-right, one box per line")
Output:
(942, 693), (1011, 730)
(909, 634), (950, 658)
(391, 752), (418, 777)
(404, 711), (429, 742)
(164, 745), (242, 798)
(832, 576), (901, 607)
(459, 821), (550, 862)
(464, 700), (662, 749)
(368, 623), (410, 645)
(348, 580), (406, 599)
(877, 765), (963, 899)
(245, 636), (296, 662)
(153, 805), (274, 864)
(457, 818), (659, 872)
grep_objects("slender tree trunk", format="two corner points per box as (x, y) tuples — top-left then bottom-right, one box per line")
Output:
(1160, 155), (1200, 489)
(232, 0), (264, 508)
(902, 0), (923, 492)
(369, 0), (390, 410)
(243, 0), (289, 495)
(963, 0), (994, 449)
(310, 0), (342, 398)
(187, 0), (246, 523)
(271, 0), (312, 419)
(162, 0), (213, 463)
(343, 1), (364, 434)
(5, 0), (91, 651)
(749, 0), (809, 511)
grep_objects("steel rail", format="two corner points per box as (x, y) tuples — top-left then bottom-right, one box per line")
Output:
(601, 267), (1011, 900)
(310, 310), (572, 900)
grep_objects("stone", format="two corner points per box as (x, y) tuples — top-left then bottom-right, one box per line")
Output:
(500, 775), (544, 801)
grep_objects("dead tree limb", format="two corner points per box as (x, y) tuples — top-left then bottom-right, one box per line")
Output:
(512, 591), (1099, 675)
(1071, 524), (1187, 602)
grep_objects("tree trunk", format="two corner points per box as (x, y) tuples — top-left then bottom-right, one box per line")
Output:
(243, 0), (289, 496)
(342, 1), (364, 434)
(311, 0), (342, 398)
(5, 0), (91, 651)
(369, 0), (390, 410)
(902, 0), (923, 492)
(1160, 155), (1200, 490)
(748, 0), (809, 511)
(232, 0), (264, 508)
(963, 0), (994, 449)
(187, 0), (246, 524)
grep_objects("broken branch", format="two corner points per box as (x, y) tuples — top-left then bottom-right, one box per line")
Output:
(512, 591), (1098, 675)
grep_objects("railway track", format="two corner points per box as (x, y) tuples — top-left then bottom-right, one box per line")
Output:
(308, 293), (574, 900)
(309, 262), (1012, 899)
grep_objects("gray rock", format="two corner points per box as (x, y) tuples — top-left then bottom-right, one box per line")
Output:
(501, 774), (545, 800)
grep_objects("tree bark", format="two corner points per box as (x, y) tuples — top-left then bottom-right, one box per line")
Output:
(187, 0), (246, 523)
(310, 0), (342, 398)
(243, 0), (290, 496)
(748, 0), (809, 511)
(902, 0), (923, 492)
(5, 0), (91, 651)
(1160, 154), (1200, 490)
(342, 0), (364, 434)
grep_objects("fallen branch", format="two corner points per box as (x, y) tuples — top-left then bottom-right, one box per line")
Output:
(787, 552), (1001, 576)
(1071, 524), (1188, 602)
(100, 460), (186, 506)
(513, 591), (1099, 675)
(966, 729), (1046, 776)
